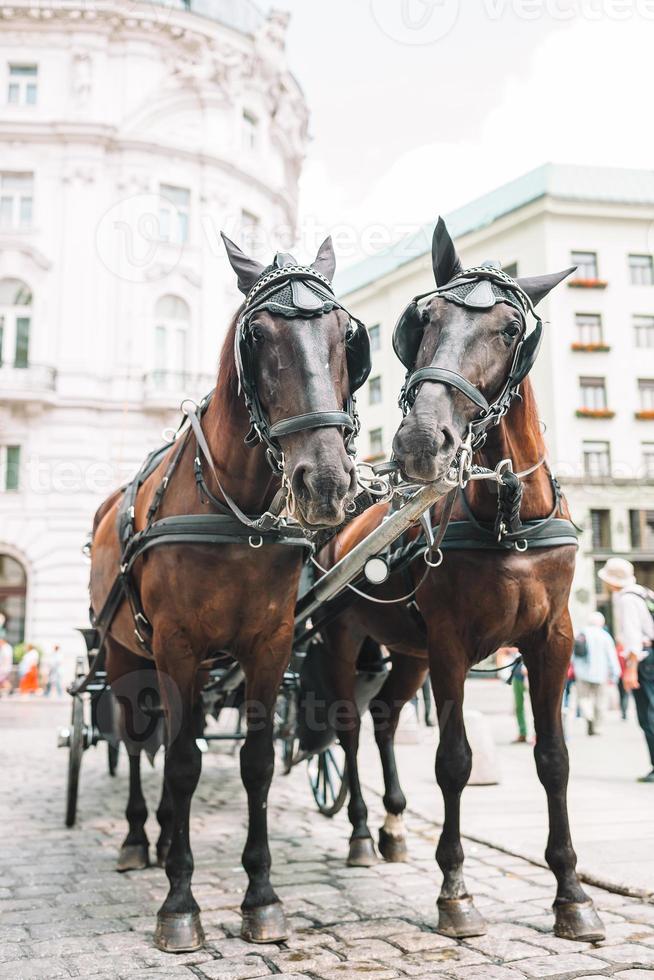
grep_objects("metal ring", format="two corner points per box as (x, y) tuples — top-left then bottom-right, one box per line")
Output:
(345, 499), (357, 513)
(515, 539), (528, 552)
(249, 535), (264, 549)
(424, 547), (444, 568)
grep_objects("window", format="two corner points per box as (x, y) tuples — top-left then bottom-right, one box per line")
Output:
(579, 376), (607, 411)
(571, 251), (598, 280)
(0, 553), (27, 644)
(0, 172), (33, 229)
(242, 110), (258, 152)
(158, 184), (190, 244)
(0, 446), (20, 491)
(369, 324), (381, 353)
(241, 209), (260, 253)
(503, 261), (518, 278)
(369, 375), (382, 405)
(575, 313), (603, 346)
(630, 510), (654, 550)
(7, 65), (37, 105)
(369, 428), (383, 458)
(643, 444), (654, 478)
(629, 254), (654, 286)
(590, 509), (611, 550)
(0, 278), (32, 368)
(634, 315), (654, 348)
(153, 295), (190, 387)
(583, 441), (610, 477)
(638, 379), (654, 413)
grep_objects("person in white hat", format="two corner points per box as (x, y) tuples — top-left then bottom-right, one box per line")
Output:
(598, 557), (654, 782)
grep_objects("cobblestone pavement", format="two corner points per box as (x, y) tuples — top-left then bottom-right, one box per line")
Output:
(2, 701), (654, 980)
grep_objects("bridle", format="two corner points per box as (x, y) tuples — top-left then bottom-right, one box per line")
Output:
(235, 263), (371, 474)
(395, 266), (543, 452)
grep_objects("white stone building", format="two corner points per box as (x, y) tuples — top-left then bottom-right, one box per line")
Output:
(0, 0), (308, 660)
(337, 164), (654, 628)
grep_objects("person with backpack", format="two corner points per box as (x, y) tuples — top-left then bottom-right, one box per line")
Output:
(599, 557), (654, 783)
(572, 612), (621, 736)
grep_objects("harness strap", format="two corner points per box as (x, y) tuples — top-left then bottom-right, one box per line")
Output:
(405, 367), (491, 413)
(268, 410), (355, 439)
(186, 404), (287, 533)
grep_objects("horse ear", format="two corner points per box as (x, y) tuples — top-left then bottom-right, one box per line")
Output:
(432, 216), (463, 286)
(516, 267), (576, 307)
(312, 236), (336, 282)
(221, 232), (265, 295)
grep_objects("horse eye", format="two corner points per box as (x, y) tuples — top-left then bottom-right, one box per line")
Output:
(421, 308), (431, 326)
(250, 324), (264, 343)
(503, 322), (521, 339)
(345, 323), (355, 342)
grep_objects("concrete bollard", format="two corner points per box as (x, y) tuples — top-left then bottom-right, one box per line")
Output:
(464, 709), (501, 785)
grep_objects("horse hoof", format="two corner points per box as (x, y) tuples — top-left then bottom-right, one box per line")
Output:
(347, 837), (378, 867)
(378, 827), (408, 863)
(554, 901), (606, 942)
(154, 911), (205, 953)
(437, 896), (487, 938)
(116, 843), (149, 872)
(241, 902), (288, 943)
(156, 844), (170, 869)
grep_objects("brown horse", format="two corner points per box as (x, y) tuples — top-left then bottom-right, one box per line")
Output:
(89, 235), (370, 952)
(318, 219), (606, 943)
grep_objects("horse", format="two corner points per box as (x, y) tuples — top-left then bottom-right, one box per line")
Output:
(88, 234), (371, 952)
(316, 218), (606, 944)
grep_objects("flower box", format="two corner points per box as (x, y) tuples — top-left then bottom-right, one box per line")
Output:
(567, 279), (608, 289)
(635, 411), (654, 421)
(571, 343), (611, 352)
(575, 408), (615, 419)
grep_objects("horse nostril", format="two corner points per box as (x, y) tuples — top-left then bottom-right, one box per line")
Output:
(291, 463), (312, 500)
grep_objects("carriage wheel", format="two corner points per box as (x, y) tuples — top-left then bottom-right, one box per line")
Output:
(65, 695), (85, 828)
(307, 745), (348, 817)
(107, 742), (119, 776)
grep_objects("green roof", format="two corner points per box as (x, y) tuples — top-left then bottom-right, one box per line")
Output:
(336, 163), (654, 297)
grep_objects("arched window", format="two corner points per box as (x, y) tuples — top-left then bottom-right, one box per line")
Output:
(0, 277), (32, 368)
(0, 553), (27, 645)
(153, 295), (190, 388)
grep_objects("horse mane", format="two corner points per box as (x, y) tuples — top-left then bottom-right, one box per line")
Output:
(213, 304), (245, 424)
(503, 376), (546, 462)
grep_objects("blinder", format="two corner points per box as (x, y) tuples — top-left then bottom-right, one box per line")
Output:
(234, 258), (371, 470)
(393, 265), (543, 448)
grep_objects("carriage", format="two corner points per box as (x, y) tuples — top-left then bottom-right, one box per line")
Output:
(56, 225), (605, 951)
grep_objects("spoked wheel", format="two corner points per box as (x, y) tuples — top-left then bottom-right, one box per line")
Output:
(307, 744), (348, 817)
(65, 695), (86, 827)
(107, 741), (119, 776)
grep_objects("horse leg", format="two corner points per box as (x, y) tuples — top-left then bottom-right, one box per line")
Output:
(239, 650), (290, 943)
(371, 652), (427, 863)
(153, 653), (205, 953)
(116, 750), (150, 871)
(431, 646), (487, 938)
(324, 625), (377, 867)
(155, 754), (174, 869)
(522, 617), (605, 941)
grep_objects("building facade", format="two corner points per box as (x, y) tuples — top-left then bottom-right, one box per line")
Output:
(0, 0), (308, 659)
(337, 164), (654, 629)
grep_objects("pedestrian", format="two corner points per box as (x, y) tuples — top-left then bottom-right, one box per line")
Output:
(45, 644), (64, 697)
(499, 647), (528, 743)
(17, 644), (40, 695)
(599, 557), (654, 783)
(572, 612), (621, 736)
(0, 635), (13, 695)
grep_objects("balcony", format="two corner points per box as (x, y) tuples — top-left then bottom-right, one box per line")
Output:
(143, 370), (216, 410)
(571, 343), (611, 353)
(567, 278), (608, 289)
(0, 364), (56, 403)
(575, 408), (615, 419)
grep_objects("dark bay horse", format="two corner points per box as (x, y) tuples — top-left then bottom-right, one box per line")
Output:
(89, 235), (370, 952)
(318, 219), (606, 943)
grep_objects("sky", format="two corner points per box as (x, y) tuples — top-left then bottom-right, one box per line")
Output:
(265, 0), (653, 267)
